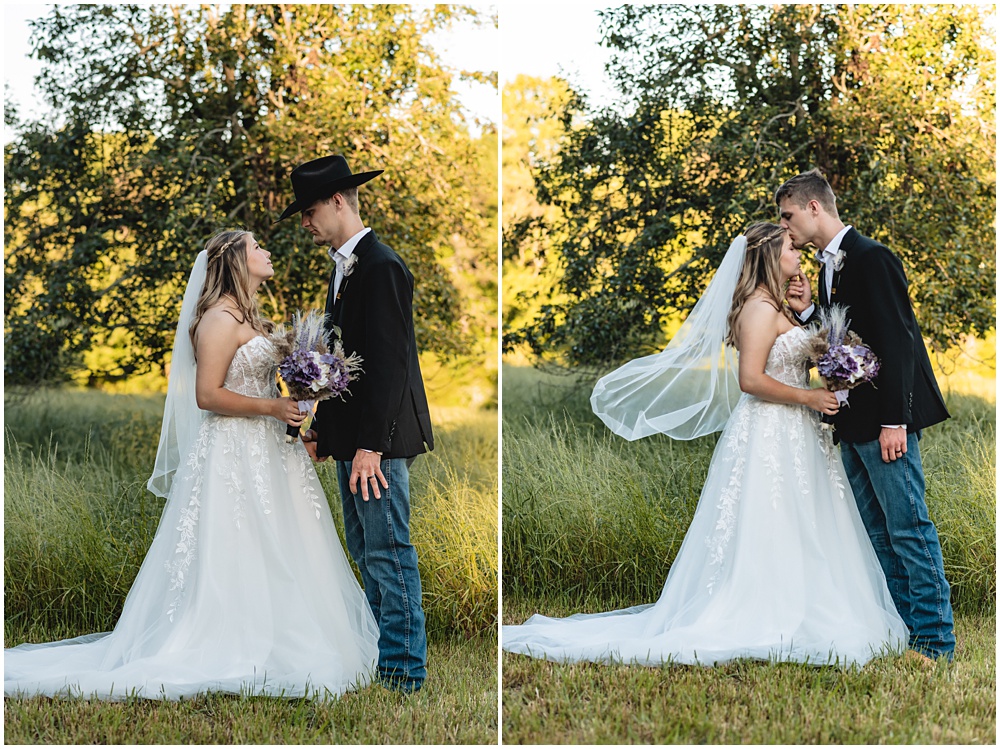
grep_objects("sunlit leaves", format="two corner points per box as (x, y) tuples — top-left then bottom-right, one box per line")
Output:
(507, 4), (995, 366)
(5, 4), (495, 385)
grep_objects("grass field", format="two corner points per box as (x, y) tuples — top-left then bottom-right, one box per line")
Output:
(501, 359), (996, 744)
(4, 388), (499, 744)
(6, 633), (497, 744)
(502, 603), (994, 744)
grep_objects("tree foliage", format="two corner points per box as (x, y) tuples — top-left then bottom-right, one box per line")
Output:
(504, 4), (995, 367)
(501, 75), (575, 336)
(5, 4), (496, 385)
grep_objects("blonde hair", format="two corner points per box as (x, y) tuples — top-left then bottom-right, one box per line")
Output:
(725, 222), (797, 348)
(189, 229), (274, 347)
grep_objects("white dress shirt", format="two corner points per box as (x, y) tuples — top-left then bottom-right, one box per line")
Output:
(818, 224), (852, 301)
(798, 224), (852, 321)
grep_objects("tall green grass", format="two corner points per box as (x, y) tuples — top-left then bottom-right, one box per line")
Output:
(4, 387), (497, 644)
(502, 364), (996, 615)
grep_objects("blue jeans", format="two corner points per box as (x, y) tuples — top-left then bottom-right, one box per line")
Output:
(841, 432), (955, 660)
(337, 457), (427, 689)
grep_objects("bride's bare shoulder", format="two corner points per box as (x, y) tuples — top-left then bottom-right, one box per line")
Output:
(745, 287), (780, 306)
(202, 299), (242, 317)
(733, 295), (785, 348)
(192, 304), (243, 348)
(738, 294), (782, 323)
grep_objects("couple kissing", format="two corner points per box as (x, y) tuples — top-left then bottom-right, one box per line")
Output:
(504, 169), (953, 669)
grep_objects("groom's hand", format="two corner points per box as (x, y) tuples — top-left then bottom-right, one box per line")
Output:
(879, 426), (908, 463)
(350, 449), (388, 501)
(301, 429), (327, 462)
(785, 271), (812, 314)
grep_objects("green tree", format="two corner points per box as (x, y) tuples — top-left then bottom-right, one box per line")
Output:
(505, 4), (995, 367)
(5, 4), (495, 385)
(501, 75), (575, 340)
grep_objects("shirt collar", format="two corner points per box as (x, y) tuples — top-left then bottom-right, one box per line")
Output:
(816, 224), (852, 262)
(327, 226), (371, 263)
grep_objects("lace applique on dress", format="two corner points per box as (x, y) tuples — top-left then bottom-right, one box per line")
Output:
(292, 449), (326, 519)
(164, 429), (210, 621)
(215, 337), (279, 525)
(704, 327), (812, 592)
(705, 403), (749, 594)
(165, 336), (282, 616)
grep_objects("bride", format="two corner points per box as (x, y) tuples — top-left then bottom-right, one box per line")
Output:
(5, 230), (379, 700)
(502, 223), (907, 667)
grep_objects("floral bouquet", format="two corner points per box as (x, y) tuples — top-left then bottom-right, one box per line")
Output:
(803, 304), (880, 416)
(269, 310), (363, 442)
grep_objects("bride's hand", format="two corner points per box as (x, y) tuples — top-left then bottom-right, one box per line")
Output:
(785, 271), (812, 314)
(271, 397), (307, 427)
(805, 388), (840, 416)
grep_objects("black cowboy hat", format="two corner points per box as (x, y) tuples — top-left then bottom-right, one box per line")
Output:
(275, 155), (383, 222)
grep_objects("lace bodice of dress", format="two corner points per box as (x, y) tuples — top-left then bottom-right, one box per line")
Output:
(223, 336), (279, 398)
(764, 326), (810, 388)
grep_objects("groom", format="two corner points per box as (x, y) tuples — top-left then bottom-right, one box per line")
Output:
(277, 154), (434, 691)
(776, 169), (954, 664)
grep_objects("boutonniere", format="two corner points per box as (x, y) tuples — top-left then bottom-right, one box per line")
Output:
(343, 254), (358, 277)
(830, 250), (846, 297)
(336, 255), (358, 302)
(832, 250), (846, 272)
(815, 248), (846, 272)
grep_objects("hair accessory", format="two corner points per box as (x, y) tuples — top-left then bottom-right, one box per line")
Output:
(745, 229), (785, 253)
(208, 233), (246, 261)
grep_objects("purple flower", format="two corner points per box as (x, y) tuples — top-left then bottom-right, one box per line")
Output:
(816, 343), (880, 388)
(318, 353), (352, 396)
(280, 349), (323, 390)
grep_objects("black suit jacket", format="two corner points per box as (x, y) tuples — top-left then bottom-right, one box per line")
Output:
(314, 230), (434, 460)
(809, 228), (949, 443)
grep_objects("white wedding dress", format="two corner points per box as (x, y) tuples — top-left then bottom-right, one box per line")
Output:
(5, 336), (379, 700)
(503, 327), (907, 667)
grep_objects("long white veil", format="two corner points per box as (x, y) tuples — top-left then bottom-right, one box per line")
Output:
(590, 235), (747, 441)
(147, 251), (208, 497)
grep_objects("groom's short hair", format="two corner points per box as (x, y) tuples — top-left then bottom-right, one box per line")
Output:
(774, 169), (839, 218)
(319, 186), (359, 213)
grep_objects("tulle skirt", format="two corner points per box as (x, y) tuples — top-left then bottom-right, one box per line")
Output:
(5, 413), (379, 700)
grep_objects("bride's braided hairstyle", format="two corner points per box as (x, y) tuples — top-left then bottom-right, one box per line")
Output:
(725, 222), (797, 348)
(189, 229), (274, 348)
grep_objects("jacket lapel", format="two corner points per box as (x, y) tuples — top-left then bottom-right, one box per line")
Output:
(330, 230), (378, 317)
(829, 228), (858, 305)
(332, 274), (347, 316)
